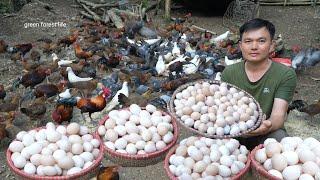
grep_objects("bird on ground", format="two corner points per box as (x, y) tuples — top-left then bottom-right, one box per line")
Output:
(66, 67), (93, 83)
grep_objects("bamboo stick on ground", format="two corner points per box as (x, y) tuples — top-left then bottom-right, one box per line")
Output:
(191, 25), (217, 35)
(107, 9), (124, 29)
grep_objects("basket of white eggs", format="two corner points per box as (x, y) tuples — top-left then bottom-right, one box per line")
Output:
(168, 79), (264, 139)
(250, 137), (320, 180)
(164, 136), (251, 179)
(6, 122), (104, 180)
(97, 103), (179, 167)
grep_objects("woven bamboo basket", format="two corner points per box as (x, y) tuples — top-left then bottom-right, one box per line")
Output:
(99, 109), (179, 167)
(168, 79), (263, 139)
(6, 127), (104, 180)
(164, 144), (252, 180)
(250, 144), (282, 180)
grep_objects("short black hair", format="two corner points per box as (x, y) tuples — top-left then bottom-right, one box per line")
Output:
(239, 18), (275, 40)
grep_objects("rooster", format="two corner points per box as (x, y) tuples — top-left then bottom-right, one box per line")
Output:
(76, 87), (111, 119)
(105, 81), (129, 111)
(51, 103), (74, 124)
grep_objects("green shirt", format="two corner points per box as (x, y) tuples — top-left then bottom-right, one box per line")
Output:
(221, 61), (297, 119)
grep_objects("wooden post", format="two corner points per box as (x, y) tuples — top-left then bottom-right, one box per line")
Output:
(165, 0), (170, 19)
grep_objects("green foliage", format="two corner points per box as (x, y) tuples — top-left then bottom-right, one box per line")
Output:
(0, 1), (12, 14)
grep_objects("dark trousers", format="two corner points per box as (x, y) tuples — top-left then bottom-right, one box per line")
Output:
(236, 128), (289, 150)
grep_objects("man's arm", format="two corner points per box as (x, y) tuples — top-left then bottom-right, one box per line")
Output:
(246, 98), (288, 136)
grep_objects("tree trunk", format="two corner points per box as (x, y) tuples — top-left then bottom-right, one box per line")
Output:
(165, 0), (170, 19)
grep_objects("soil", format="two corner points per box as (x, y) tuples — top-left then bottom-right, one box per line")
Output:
(0, 0), (320, 179)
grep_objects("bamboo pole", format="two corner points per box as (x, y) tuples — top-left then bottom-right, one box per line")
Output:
(165, 0), (171, 19)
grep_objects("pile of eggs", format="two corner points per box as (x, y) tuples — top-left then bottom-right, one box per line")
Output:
(8, 122), (101, 176)
(98, 104), (175, 155)
(167, 136), (249, 179)
(254, 137), (320, 179)
(173, 82), (260, 136)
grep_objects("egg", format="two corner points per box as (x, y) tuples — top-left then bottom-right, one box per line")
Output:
(219, 165), (231, 177)
(302, 161), (319, 176)
(56, 126), (67, 135)
(268, 169), (283, 179)
(156, 141), (166, 150)
(72, 155), (85, 168)
(46, 122), (56, 130)
(97, 125), (106, 136)
(144, 142), (156, 153)
(188, 146), (203, 161)
(16, 131), (28, 141)
(114, 125), (127, 136)
(79, 126), (89, 135)
(205, 164), (219, 176)
(282, 151), (299, 166)
(9, 141), (24, 153)
(163, 132), (174, 144)
(299, 174), (314, 180)
(41, 147), (52, 156)
(40, 155), (55, 166)
(263, 159), (272, 171)
(57, 156), (74, 169)
(265, 142), (282, 158)
(47, 143), (59, 152)
(67, 167), (82, 175)
(43, 166), (57, 176)
(69, 135), (82, 144)
(271, 154), (288, 171)
(92, 148), (100, 158)
(129, 104), (141, 115)
(157, 123), (169, 136)
(56, 139), (71, 152)
(82, 134), (93, 142)
(298, 149), (316, 163)
(46, 130), (61, 143)
(13, 155), (27, 169)
(193, 161), (207, 173)
(71, 143), (83, 155)
(282, 165), (301, 180)
(105, 129), (118, 142)
(104, 141), (115, 150)
(255, 148), (267, 163)
(66, 123), (80, 135)
(22, 134), (34, 146)
(80, 152), (94, 162)
(135, 140), (146, 150)
(52, 149), (66, 161)
(115, 138), (127, 150)
(146, 104), (157, 113)
(126, 143), (137, 154)
(104, 118), (116, 129)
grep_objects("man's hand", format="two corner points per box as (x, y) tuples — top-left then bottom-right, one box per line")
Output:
(242, 114), (272, 137)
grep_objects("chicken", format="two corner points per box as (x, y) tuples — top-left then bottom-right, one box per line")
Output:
(300, 100), (320, 117)
(155, 55), (166, 75)
(58, 31), (79, 46)
(66, 79), (98, 97)
(38, 38), (59, 53)
(0, 85), (6, 100)
(58, 88), (72, 99)
(183, 55), (201, 74)
(0, 124), (7, 140)
(105, 81), (129, 112)
(21, 58), (41, 71)
(66, 67), (93, 83)
(18, 67), (51, 88)
(20, 96), (47, 120)
(212, 31), (230, 44)
(97, 166), (120, 180)
(51, 104), (73, 124)
(30, 50), (41, 61)
(0, 94), (20, 112)
(74, 43), (93, 59)
(76, 87), (111, 118)
(292, 48), (320, 70)
(287, 99), (308, 114)
(10, 52), (22, 63)
(0, 39), (8, 53)
(34, 83), (65, 98)
(8, 43), (33, 56)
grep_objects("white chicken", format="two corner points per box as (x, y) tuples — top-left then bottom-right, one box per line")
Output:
(66, 67), (93, 83)
(224, 56), (242, 66)
(155, 55), (166, 75)
(183, 55), (201, 74)
(105, 81), (129, 111)
(212, 31), (230, 44)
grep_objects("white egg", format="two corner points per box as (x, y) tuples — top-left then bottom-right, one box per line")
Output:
(35, 129), (47, 141)
(16, 131), (27, 141)
(282, 165), (301, 180)
(80, 152), (94, 162)
(53, 149), (66, 161)
(299, 174), (314, 180)
(46, 130), (61, 143)
(37, 165), (45, 176)
(46, 122), (56, 130)
(67, 167), (82, 175)
(104, 141), (115, 150)
(115, 138), (127, 150)
(282, 151), (299, 166)
(152, 133), (161, 143)
(298, 149), (316, 163)
(146, 104), (157, 113)
(54, 164), (62, 175)
(79, 126), (89, 135)
(91, 139), (100, 148)
(66, 123), (80, 135)
(193, 161), (207, 173)
(92, 148), (100, 158)
(43, 166), (57, 176)
(126, 143), (137, 154)
(40, 155), (55, 166)
(56, 126), (67, 135)
(68, 135), (82, 144)
(97, 125), (106, 136)
(144, 142), (156, 153)
(41, 147), (52, 156)
(220, 155), (234, 167)
(22, 134), (34, 146)
(72, 155), (85, 168)
(135, 140), (146, 150)
(219, 165), (231, 177)
(114, 125), (127, 136)
(20, 147), (31, 160)
(9, 141), (24, 153)
(140, 117), (152, 128)
(141, 130), (152, 141)
(118, 110), (131, 120)
(125, 122), (139, 134)
(82, 134), (93, 142)
(57, 156), (74, 169)
(155, 141), (166, 150)
(163, 132), (174, 144)
(302, 161), (319, 176)
(83, 161), (93, 169)
(104, 118), (116, 129)
(268, 169), (283, 179)
(72, 143), (83, 155)
(47, 143), (59, 152)
(263, 159), (272, 171)
(265, 142), (282, 158)
(255, 148), (267, 163)
(82, 142), (93, 152)
(129, 104), (141, 115)
(56, 139), (71, 152)
(13, 155), (26, 169)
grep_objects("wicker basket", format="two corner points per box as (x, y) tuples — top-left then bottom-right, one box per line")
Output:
(99, 109), (179, 167)
(250, 144), (282, 180)
(6, 127), (104, 180)
(164, 144), (252, 180)
(168, 79), (263, 139)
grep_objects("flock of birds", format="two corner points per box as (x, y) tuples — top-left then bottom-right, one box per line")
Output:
(0, 14), (319, 148)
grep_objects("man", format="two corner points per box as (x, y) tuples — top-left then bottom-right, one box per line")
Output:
(221, 18), (297, 150)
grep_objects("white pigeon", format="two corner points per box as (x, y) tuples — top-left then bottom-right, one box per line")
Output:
(105, 81), (129, 111)
(185, 42), (196, 57)
(66, 67), (93, 83)
(58, 89), (72, 99)
(224, 56), (242, 66)
(155, 55), (166, 75)
(166, 55), (188, 67)
(212, 31), (230, 43)
(144, 38), (161, 45)
(126, 37), (135, 45)
(57, 58), (75, 67)
(163, 52), (174, 61)
(52, 53), (59, 62)
(172, 42), (180, 57)
(183, 55), (201, 74)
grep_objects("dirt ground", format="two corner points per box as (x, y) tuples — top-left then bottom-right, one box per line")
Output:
(0, 0), (320, 179)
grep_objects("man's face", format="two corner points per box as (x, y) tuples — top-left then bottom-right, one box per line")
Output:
(239, 27), (275, 63)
